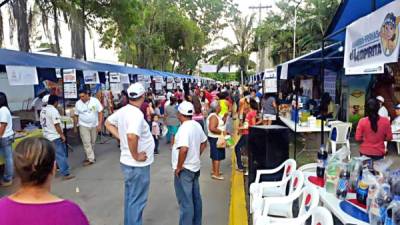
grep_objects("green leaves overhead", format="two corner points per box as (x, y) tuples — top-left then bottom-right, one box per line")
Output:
(256, 0), (339, 65)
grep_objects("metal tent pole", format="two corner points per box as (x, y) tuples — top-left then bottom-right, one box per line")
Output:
(320, 40), (326, 146)
(294, 91), (298, 160)
(61, 69), (72, 155)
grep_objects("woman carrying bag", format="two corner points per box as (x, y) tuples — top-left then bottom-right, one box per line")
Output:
(207, 101), (227, 180)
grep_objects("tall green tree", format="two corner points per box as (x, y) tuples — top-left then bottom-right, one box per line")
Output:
(256, 0), (339, 65)
(208, 14), (256, 78)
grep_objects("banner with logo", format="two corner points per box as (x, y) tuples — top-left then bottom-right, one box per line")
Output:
(344, 0), (400, 75)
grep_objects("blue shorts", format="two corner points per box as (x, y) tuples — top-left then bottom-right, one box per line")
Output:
(208, 137), (226, 161)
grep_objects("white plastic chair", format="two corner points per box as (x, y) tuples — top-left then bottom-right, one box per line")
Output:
(253, 206), (333, 225)
(326, 122), (352, 155)
(250, 159), (297, 213)
(251, 170), (304, 219)
(311, 207), (334, 225)
(298, 163), (317, 173)
(253, 185), (320, 225)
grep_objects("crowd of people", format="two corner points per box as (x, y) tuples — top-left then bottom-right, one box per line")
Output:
(0, 82), (274, 225)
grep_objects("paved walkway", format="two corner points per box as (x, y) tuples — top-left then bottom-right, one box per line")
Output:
(0, 135), (232, 225)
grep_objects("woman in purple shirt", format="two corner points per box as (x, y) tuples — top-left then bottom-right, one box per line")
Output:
(0, 137), (89, 225)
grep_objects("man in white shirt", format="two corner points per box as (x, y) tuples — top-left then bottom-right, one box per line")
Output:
(40, 95), (74, 180)
(172, 101), (207, 225)
(30, 90), (47, 124)
(377, 96), (389, 118)
(105, 83), (155, 225)
(73, 89), (104, 166)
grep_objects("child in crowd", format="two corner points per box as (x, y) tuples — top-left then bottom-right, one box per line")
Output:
(152, 114), (161, 154)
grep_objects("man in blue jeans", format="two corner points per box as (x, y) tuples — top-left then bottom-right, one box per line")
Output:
(40, 95), (74, 180)
(172, 101), (208, 225)
(106, 83), (155, 225)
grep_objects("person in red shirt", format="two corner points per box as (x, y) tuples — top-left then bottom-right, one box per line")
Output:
(355, 98), (393, 160)
(234, 99), (261, 172)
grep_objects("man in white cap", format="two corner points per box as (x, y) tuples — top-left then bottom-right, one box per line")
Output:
(376, 96), (389, 118)
(105, 82), (155, 225)
(172, 101), (207, 225)
(42, 94), (50, 107)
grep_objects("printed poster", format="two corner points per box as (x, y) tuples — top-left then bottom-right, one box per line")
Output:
(83, 70), (100, 84)
(63, 69), (76, 82)
(6, 65), (38, 86)
(64, 83), (77, 99)
(344, 0), (400, 74)
(109, 73), (120, 83)
(120, 74), (130, 84)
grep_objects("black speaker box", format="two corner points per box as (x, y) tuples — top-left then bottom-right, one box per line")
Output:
(247, 125), (289, 188)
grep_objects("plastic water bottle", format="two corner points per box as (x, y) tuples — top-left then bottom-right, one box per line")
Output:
(370, 183), (392, 225)
(316, 144), (328, 178)
(336, 169), (350, 200)
(384, 196), (400, 225)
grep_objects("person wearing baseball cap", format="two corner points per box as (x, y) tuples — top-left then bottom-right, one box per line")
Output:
(392, 104), (400, 131)
(376, 96), (389, 118)
(172, 101), (207, 225)
(105, 82), (155, 225)
(42, 94), (50, 107)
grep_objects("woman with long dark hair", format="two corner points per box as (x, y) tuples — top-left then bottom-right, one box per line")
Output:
(0, 92), (14, 186)
(192, 95), (204, 129)
(355, 98), (392, 160)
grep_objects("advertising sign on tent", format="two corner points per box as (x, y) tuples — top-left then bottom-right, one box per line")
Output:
(109, 73), (120, 83)
(6, 65), (38, 86)
(120, 74), (130, 84)
(344, 0), (400, 75)
(64, 83), (77, 99)
(83, 70), (100, 84)
(263, 69), (277, 93)
(63, 69), (76, 82)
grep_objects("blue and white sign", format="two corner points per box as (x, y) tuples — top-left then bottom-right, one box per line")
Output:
(344, 0), (400, 75)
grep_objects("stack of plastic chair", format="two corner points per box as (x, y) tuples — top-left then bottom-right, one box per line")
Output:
(249, 159), (297, 213)
(253, 185), (320, 225)
(251, 170), (304, 220)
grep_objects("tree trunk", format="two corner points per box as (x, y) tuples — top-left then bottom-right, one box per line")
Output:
(11, 0), (30, 52)
(51, 0), (61, 56)
(70, 6), (84, 59)
(81, 0), (86, 60)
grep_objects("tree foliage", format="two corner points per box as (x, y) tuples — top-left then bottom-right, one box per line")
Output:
(208, 14), (257, 77)
(256, 0), (339, 65)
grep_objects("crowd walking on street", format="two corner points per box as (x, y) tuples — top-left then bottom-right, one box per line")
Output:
(0, 81), (267, 225)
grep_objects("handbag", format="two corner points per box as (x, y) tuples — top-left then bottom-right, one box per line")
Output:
(216, 133), (226, 149)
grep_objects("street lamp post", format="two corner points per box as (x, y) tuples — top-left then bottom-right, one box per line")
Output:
(293, 0), (302, 59)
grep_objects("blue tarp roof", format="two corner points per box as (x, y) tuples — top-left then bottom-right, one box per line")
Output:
(0, 48), (195, 79)
(325, 0), (394, 41)
(277, 42), (344, 79)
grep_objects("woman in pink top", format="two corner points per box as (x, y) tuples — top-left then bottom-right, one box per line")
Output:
(0, 137), (89, 225)
(355, 98), (393, 160)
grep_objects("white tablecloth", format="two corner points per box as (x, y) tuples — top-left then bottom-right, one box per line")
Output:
(279, 116), (331, 133)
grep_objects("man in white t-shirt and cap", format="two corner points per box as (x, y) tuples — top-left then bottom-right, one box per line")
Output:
(40, 95), (74, 180)
(105, 82), (155, 225)
(172, 101), (208, 225)
(73, 89), (104, 166)
(376, 96), (389, 118)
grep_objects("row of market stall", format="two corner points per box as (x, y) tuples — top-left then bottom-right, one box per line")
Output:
(0, 47), (215, 165)
(246, 1), (400, 225)
(249, 0), (400, 144)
